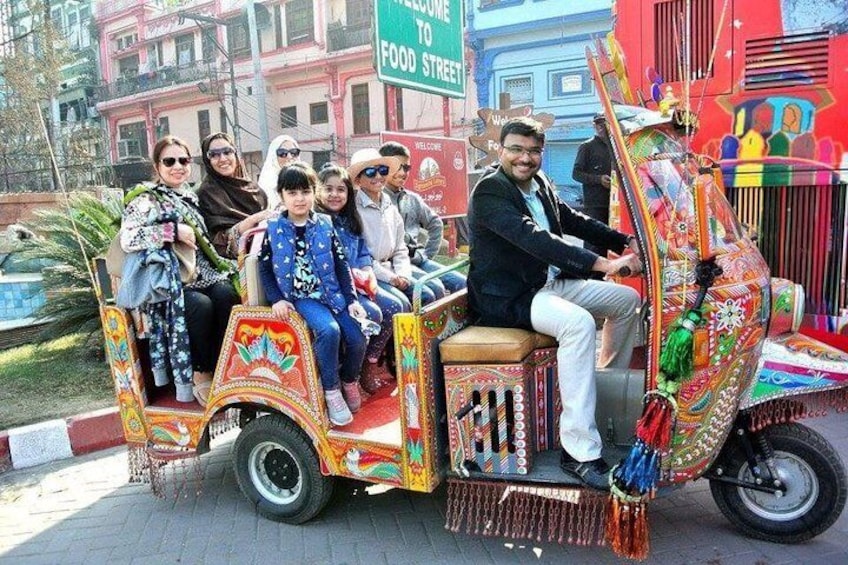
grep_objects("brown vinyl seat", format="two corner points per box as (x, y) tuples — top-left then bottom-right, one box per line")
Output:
(439, 326), (557, 364)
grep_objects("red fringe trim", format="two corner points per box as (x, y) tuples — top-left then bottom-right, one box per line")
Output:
(747, 388), (848, 431)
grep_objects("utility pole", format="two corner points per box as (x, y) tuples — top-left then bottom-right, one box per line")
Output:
(177, 11), (241, 151)
(247, 1), (269, 156)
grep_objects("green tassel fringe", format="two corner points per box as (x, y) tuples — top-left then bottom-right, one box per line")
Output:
(659, 309), (702, 381)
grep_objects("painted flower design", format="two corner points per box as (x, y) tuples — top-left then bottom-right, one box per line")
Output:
(715, 298), (745, 332)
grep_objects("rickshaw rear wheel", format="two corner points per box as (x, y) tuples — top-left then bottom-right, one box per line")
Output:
(233, 413), (334, 524)
(709, 422), (846, 543)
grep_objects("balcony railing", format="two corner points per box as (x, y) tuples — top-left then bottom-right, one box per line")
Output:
(96, 60), (211, 102)
(327, 21), (371, 52)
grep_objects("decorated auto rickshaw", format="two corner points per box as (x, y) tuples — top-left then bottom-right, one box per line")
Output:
(98, 37), (848, 561)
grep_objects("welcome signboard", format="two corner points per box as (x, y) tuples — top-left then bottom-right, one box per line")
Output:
(380, 131), (469, 218)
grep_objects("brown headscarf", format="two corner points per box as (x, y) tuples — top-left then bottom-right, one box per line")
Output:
(197, 132), (268, 240)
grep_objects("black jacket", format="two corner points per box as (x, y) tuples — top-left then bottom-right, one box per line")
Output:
(572, 135), (612, 210)
(467, 166), (629, 329)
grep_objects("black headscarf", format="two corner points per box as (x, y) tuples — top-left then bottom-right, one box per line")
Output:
(196, 132), (267, 237)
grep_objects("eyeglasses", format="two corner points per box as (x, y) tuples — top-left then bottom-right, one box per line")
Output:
(361, 165), (390, 178)
(399, 164), (412, 172)
(160, 156), (191, 167)
(207, 147), (235, 160)
(276, 147), (301, 158)
(503, 145), (544, 158)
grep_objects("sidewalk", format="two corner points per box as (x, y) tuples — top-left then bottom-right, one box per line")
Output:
(1, 412), (848, 564)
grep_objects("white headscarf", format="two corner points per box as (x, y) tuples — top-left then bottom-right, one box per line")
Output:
(257, 135), (299, 208)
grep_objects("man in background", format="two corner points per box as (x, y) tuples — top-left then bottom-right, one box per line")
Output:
(379, 141), (466, 294)
(572, 114), (613, 256)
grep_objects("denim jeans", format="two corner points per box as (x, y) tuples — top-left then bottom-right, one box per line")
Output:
(412, 259), (467, 294)
(294, 298), (367, 390)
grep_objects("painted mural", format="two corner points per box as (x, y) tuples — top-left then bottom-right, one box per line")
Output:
(614, 0), (848, 188)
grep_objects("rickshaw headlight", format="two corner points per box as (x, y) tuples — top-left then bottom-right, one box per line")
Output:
(791, 284), (805, 333)
(768, 278), (805, 337)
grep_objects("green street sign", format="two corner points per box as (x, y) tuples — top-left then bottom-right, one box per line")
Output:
(374, 0), (466, 98)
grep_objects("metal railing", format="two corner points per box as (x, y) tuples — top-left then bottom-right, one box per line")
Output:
(727, 183), (848, 317)
(326, 22), (371, 52)
(96, 60), (212, 102)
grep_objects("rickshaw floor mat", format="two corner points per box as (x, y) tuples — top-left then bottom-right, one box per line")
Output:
(329, 383), (402, 446)
(146, 384), (204, 412)
(456, 446), (631, 486)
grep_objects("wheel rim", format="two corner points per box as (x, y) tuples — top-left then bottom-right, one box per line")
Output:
(248, 440), (302, 505)
(736, 450), (819, 521)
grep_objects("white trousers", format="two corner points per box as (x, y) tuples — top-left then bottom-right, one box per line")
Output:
(530, 278), (640, 461)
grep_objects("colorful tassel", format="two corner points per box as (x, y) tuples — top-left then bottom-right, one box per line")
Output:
(635, 391), (677, 450)
(613, 441), (661, 495)
(606, 486), (650, 560)
(659, 308), (702, 381)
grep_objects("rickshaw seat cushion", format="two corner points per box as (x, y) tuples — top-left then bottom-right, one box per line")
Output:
(440, 326), (557, 364)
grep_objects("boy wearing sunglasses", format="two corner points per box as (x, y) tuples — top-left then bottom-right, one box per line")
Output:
(379, 142), (466, 294)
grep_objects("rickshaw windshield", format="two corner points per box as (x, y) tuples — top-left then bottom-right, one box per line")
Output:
(638, 155), (746, 258)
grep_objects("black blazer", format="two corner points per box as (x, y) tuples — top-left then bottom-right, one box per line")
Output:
(467, 166), (629, 329)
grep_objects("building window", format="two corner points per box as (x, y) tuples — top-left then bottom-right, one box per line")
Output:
(312, 150), (331, 170)
(286, 0), (314, 45)
(310, 102), (328, 125)
(228, 18), (250, 57)
(352, 84), (370, 135)
(175, 33), (195, 65)
(501, 75), (533, 105)
(220, 107), (228, 134)
(198, 109), (211, 140)
(274, 4), (283, 49)
(147, 41), (164, 69)
(118, 54), (139, 77)
(118, 121), (148, 159)
(157, 116), (170, 137)
(346, 0), (372, 26)
(280, 106), (298, 128)
(201, 27), (216, 62)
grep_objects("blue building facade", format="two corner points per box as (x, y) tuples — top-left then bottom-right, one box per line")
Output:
(467, 0), (613, 203)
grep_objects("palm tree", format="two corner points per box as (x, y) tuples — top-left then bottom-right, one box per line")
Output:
(20, 192), (123, 342)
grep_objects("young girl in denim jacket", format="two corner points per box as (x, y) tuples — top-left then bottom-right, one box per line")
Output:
(258, 163), (368, 426)
(315, 164), (409, 393)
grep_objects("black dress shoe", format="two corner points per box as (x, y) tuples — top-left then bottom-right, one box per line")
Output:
(560, 449), (611, 491)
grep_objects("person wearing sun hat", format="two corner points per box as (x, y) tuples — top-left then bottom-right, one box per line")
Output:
(350, 147), (442, 389)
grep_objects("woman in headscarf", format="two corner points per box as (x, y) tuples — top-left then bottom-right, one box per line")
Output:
(197, 132), (271, 259)
(257, 134), (302, 208)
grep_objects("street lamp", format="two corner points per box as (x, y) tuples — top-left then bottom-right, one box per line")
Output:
(177, 11), (241, 151)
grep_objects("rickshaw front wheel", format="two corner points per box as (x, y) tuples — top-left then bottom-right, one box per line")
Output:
(709, 422), (847, 543)
(233, 413), (334, 523)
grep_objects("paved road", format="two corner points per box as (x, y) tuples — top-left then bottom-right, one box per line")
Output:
(2, 412), (848, 565)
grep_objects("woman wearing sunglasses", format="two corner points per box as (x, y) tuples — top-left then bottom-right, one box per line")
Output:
(258, 134), (302, 208)
(120, 135), (241, 407)
(197, 132), (272, 259)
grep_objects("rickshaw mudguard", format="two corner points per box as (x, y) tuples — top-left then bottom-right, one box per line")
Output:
(739, 331), (848, 414)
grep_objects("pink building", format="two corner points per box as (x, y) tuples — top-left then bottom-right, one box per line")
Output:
(93, 0), (476, 182)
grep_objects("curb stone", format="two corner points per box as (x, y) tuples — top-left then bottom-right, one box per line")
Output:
(1, 406), (124, 472)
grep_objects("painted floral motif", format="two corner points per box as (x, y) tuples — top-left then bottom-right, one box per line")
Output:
(715, 298), (746, 332)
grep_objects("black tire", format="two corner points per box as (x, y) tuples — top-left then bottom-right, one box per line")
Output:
(233, 414), (333, 523)
(709, 422), (846, 543)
